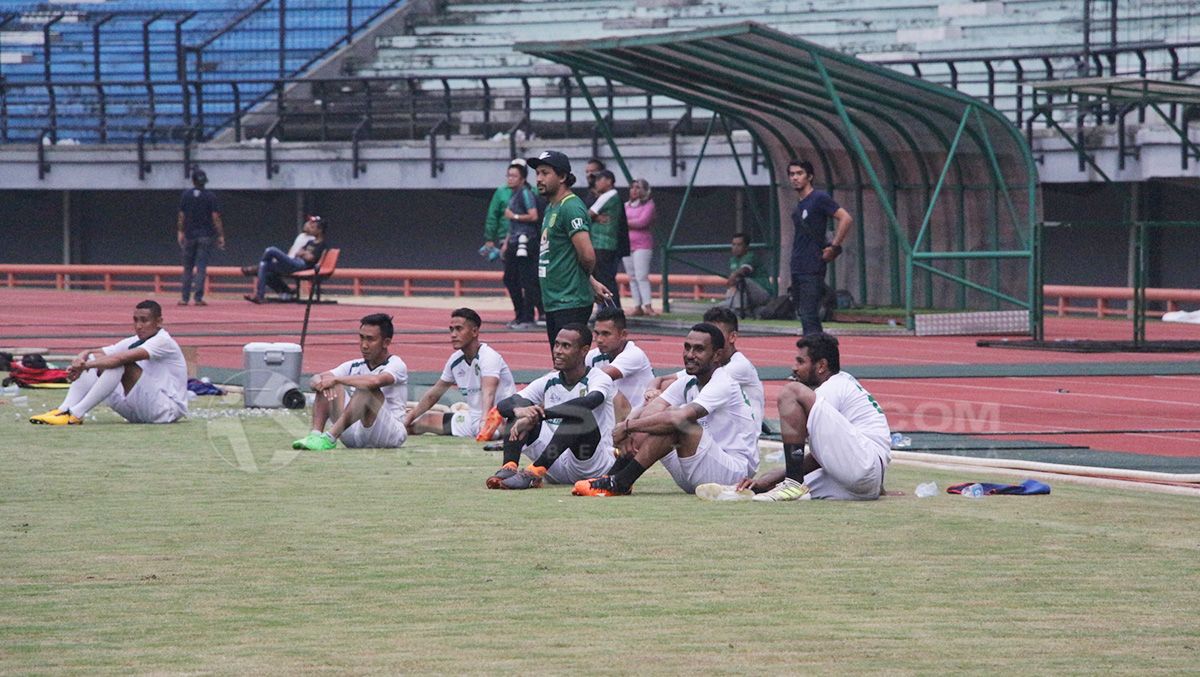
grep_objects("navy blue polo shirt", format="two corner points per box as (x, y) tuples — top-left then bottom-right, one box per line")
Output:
(179, 188), (221, 240)
(789, 190), (840, 276)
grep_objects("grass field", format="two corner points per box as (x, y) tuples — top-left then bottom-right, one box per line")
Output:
(3, 389), (1198, 674)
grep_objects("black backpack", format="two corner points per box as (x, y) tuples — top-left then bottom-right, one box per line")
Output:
(756, 294), (795, 320)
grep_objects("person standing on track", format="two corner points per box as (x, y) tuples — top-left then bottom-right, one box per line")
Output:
(788, 160), (852, 335)
(527, 150), (612, 347)
(177, 168), (225, 307)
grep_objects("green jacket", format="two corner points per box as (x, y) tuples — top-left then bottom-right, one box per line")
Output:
(484, 185), (513, 242)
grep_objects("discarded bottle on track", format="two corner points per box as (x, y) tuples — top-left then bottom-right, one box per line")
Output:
(961, 483), (985, 498)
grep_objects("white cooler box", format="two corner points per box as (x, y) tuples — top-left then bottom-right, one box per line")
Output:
(243, 342), (305, 409)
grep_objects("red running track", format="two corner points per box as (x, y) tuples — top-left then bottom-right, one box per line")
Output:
(3, 289), (1198, 458)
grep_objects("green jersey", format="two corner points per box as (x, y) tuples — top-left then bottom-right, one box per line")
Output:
(538, 192), (593, 312)
(731, 251), (770, 291)
(589, 190), (621, 251)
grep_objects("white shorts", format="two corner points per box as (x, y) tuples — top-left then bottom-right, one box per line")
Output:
(522, 425), (614, 485)
(342, 412), (408, 449)
(804, 397), (889, 500)
(108, 380), (185, 424)
(448, 410), (480, 438)
(659, 430), (755, 494)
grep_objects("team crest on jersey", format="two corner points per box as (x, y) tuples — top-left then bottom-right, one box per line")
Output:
(570, 217), (584, 231)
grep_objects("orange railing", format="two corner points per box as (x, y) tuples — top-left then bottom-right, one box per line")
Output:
(1043, 284), (1200, 318)
(0, 264), (727, 301)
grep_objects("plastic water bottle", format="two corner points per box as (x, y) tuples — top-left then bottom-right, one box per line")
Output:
(517, 233), (529, 258)
(890, 432), (912, 449)
(914, 481), (937, 498)
(961, 483), (985, 498)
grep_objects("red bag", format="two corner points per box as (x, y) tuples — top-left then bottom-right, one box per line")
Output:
(4, 361), (69, 387)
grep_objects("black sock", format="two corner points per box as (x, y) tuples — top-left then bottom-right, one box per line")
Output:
(501, 421), (528, 466)
(612, 458), (648, 492)
(783, 443), (804, 481)
(608, 452), (634, 475)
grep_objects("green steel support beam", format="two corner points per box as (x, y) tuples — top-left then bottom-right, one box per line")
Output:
(912, 260), (1029, 308)
(662, 112), (720, 313)
(573, 70), (633, 184)
(812, 54), (908, 256)
(971, 106), (1028, 249)
(1132, 220), (1147, 344)
(719, 115), (767, 237)
(561, 47), (854, 301)
(913, 107), (972, 253)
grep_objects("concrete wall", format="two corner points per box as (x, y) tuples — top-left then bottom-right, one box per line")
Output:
(0, 186), (760, 278)
(4, 180), (1196, 305)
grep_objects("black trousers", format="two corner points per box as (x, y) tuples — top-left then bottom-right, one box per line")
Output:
(502, 245), (542, 323)
(791, 272), (826, 335)
(545, 305), (592, 347)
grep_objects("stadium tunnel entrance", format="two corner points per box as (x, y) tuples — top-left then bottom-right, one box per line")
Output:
(519, 22), (1043, 337)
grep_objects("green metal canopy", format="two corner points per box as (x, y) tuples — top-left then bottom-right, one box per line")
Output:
(518, 22), (1042, 336)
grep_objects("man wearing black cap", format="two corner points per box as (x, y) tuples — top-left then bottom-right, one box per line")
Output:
(526, 150), (612, 347)
(176, 167), (225, 306)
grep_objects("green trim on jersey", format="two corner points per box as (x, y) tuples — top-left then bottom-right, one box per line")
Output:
(544, 373), (590, 394)
(538, 193), (594, 313)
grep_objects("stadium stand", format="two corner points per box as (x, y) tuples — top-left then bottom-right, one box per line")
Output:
(3, 0), (1199, 145)
(0, 0), (407, 142)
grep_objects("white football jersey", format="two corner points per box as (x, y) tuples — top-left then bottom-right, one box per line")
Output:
(331, 354), (409, 421)
(815, 371), (891, 459)
(724, 350), (764, 426)
(104, 329), (189, 416)
(439, 343), (516, 425)
(586, 339), (654, 408)
(660, 366), (759, 475)
(517, 367), (617, 452)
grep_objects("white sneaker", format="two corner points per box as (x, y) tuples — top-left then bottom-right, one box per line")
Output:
(751, 477), (811, 502)
(695, 483), (754, 502)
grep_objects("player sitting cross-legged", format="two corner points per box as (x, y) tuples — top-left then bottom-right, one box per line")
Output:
(292, 314), (409, 452)
(486, 323), (616, 490)
(738, 332), (891, 501)
(30, 300), (188, 426)
(573, 323), (759, 497)
(404, 308), (516, 440)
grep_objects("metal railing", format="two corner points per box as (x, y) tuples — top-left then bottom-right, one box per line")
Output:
(0, 1), (405, 85)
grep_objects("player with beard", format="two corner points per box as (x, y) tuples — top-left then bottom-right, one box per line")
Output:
(739, 332), (891, 501)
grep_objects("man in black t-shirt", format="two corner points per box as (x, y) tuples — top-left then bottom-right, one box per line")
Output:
(788, 160), (853, 335)
(176, 168), (225, 306)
